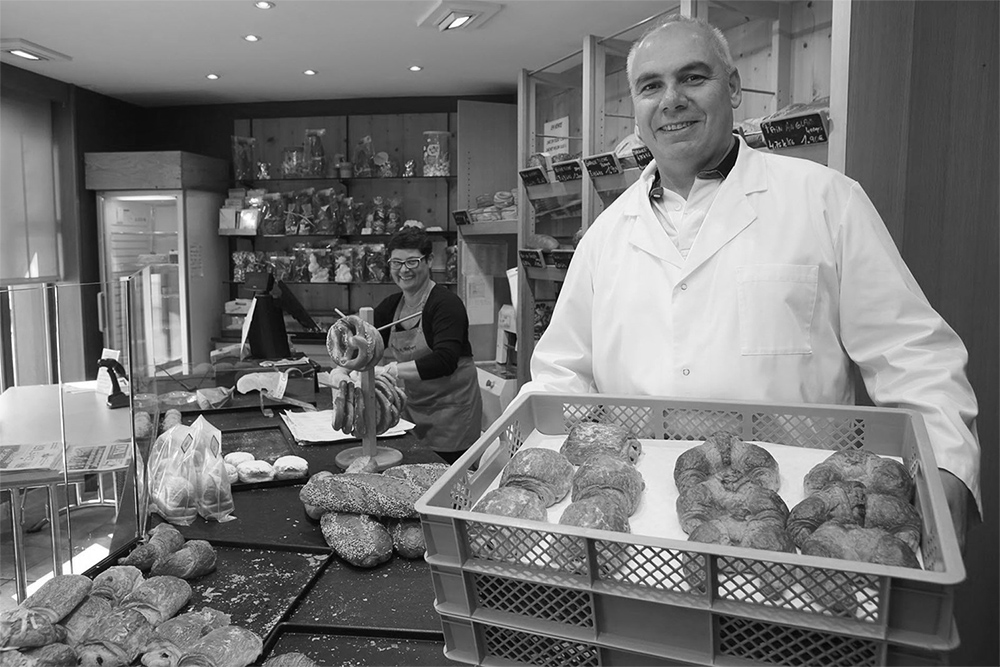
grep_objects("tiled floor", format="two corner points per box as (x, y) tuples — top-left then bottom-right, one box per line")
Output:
(0, 481), (120, 612)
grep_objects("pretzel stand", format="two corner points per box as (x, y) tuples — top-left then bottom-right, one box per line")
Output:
(334, 307), (403, 471)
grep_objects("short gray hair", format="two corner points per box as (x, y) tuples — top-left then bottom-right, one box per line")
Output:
(626, 14), (736, 90)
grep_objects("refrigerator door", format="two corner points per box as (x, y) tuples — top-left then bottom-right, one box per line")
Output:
(97, 190), (182, 357)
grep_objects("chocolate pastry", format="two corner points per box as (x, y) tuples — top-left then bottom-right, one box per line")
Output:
(500, 448), (574, 507)
(560, 422), (641, 465)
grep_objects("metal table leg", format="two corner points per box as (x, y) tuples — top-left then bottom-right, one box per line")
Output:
(6, 487), (29, 603)
(45, 482), (63, 577)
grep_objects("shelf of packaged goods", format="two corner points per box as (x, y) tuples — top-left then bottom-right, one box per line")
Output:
(524, 179), (582, 204)
(239, 175), (455, 184)
(457, 220), (517, 236)
(523, 266), (567, 282)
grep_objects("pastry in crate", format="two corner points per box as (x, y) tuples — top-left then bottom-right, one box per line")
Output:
(673, 430), (780, 494)
(559, 422), (641, 465)
(570, 454), (645, 517)
(499, 447), (574, 507)
(469, 487), (547, 562)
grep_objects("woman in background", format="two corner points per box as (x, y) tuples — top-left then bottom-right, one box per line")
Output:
(374, 227), (483, 464)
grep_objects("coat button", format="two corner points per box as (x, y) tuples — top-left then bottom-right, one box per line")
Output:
(682, 368), (690, 376)
(680, 283), (688, 291)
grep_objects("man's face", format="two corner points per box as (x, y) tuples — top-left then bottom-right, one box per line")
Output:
(630, 24), (741, 173)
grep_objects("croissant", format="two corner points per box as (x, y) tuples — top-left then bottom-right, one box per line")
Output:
(673, 431), (780, 495)
(676, 478), (794, 554)
(500, 448), (574, 507)
(803, 448), (914, 500)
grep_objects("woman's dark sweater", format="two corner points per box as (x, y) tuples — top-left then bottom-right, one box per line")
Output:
(373, 284), (474, 380)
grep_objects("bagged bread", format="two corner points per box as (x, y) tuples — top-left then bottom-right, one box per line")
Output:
(191, 417), (236, 523)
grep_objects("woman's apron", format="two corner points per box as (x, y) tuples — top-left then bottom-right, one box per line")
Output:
(386, 299), (483, 453)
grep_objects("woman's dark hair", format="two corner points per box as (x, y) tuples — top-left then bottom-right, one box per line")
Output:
(388, 226), (433, 255)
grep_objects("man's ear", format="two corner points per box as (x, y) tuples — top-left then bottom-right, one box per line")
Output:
(729, 68), (743, 109)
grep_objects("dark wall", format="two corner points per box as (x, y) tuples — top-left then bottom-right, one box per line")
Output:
(903, 2), (999, 665)
(141, 94), (515, 161)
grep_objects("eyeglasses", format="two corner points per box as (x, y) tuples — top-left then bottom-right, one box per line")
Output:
(388, 255), (428, 270)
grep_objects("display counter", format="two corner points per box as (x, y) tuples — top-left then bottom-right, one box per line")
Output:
(102, 384), (460, 666)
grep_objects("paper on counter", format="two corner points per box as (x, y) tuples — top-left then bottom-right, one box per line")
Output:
(280, 410), (414, 444)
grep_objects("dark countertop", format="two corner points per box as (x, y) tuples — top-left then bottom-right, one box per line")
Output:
(108, 382), (459, 666)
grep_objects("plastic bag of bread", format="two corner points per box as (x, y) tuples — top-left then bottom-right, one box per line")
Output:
(189, 416), (236, 523)
(147, 427), (199, 526)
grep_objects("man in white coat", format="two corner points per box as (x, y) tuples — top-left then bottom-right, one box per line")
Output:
(524, 15), (980, 547)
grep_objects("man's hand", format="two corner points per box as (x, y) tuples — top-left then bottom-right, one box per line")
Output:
(938, 468), (975, 554)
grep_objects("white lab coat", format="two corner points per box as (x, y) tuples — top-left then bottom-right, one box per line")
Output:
(526, 136), (981, 511)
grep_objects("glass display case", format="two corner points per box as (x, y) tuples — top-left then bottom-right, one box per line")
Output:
(1, 281), (140, 604)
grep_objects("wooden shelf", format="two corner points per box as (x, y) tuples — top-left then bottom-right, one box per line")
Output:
(457, 219), (517, 235)
(524, 266), (567, 282)
(524, 179), (582, 203)
(219, 228), (258, 236)
(240, 175), (454, 184)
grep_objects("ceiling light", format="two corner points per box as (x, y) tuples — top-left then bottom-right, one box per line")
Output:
(0, 38), (72, 63)
(416, 1), (503, 31)
(303, 69), (316, 76)
(254, 1), (275, 9)
(244, 35), (261, 42)
(9, 49), (42, 61)
(409, 65), (423, 72)
(442, 13), (473, 30)
(207, 74), (220, 80)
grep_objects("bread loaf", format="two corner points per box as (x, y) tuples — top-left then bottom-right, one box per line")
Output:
(150, 540), (218, 580)
(320, 512), (393, 568)
(177, 625), (262, 667)
(381, 463), (450, 492)
(262, 653), (319, 667)
(389, 519), (426, 559)
(121, 576), (192, 626)
(299, 473), (423, 518)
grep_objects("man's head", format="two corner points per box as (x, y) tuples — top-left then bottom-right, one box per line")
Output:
(627, 15), (742, 180)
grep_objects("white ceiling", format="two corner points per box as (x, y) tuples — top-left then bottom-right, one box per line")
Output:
(0, 0), (680, 108)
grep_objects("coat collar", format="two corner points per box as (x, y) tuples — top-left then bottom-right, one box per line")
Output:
(624, 135), (767, 274)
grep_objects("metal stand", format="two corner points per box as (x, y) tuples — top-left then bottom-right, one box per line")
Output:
(334, 307), (403, 472)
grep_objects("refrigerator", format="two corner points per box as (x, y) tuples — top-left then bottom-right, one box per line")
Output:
(96, 188), (225, 374)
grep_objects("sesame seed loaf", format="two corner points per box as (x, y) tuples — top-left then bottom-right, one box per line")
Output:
(320, 512), (393, 568)
(299, 472), (424, 519)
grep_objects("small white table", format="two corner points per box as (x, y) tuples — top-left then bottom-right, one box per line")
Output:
(0, 383), (132, 601)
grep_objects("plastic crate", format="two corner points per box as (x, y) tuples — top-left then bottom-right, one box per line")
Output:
(415, 393), (965, 666)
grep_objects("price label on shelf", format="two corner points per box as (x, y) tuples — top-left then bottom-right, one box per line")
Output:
(452, 210), (471, 226)
(518, 167), (549, 187)
(552, 159), (583, 182)
(518, 249), (546, 269)
(583, 152), (622, 177)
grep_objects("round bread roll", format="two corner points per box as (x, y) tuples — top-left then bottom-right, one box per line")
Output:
(224, 462), (239, 485)
(273, 455), (309, 480)
(803, 449), (914, 500)
(237, 460), (275, 484)
(472, 487), (546, 521)
(673, 431), (780, 495)
(224, 452), (255, 467)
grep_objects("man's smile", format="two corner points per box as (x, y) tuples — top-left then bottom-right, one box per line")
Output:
(659, 120), (698, 132)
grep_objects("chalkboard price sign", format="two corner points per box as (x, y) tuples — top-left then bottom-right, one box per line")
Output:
(552, 159), (584, 182)
(761, 112), (829, 150)
(518, 166), (549, 187)
(632, 146), (654, 168)
(518, 249), (546, 269)
(451, 209), (471, 226)
(550, 249), (574, 270)
(583, 153), (622, 178)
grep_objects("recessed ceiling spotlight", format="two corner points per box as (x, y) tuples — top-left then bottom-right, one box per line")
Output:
(416, 1), (503, 31)
(409, 65), (423, 72)
(254, 1), (275, 9)
(303, 69), (317, 76)
(244, 34), (261, 42)
(9, 49), (42, 61)
(206, 74), (220, 80)
(0, 38), (72, 62)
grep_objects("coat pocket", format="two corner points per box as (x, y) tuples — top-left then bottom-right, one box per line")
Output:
(736, 264), (818, 355)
